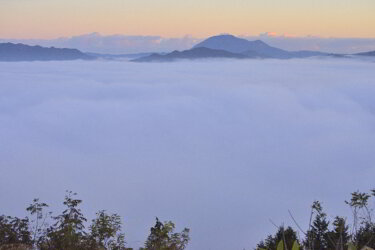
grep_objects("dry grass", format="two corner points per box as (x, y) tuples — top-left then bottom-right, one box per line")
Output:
(0, 244), (32, 250)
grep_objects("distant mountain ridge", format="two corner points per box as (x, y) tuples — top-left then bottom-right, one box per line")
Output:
(355, 51), (375, 56)
(2, 35), (374, 62)
(193, 35), (267, 54)
(0, 43), (94, 61)
(86, 52), (153, 60)
(133, 47), (247, 62)
(135, 34), (330, 62)
(193, 34), (328, 59)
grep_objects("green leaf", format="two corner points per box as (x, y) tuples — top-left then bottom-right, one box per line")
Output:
(292, 240), (300, 250)
(257, 248), (267, 250)
(277, 240), (284, 250)
(347, 242), (357, 250)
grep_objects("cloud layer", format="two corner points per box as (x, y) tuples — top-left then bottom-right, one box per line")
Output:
(1, 58), (375, 249)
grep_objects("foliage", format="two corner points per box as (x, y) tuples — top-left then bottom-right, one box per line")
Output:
(257, 189), (375, 250)
(5, 188), (375, 250)
(257, 226), (299, 250)
(304, 201), (331, 250)
(142, 217), (190, 250)
(327, 216), (350, 250)
(0, 191), (131, 250)
(0, 192), (189, 250)
(88, 210), (126, 250)
(43, 191), (87, 249)
(26, 198), (50, 247)
(292, 240), (300, 250)
(0, 216), (31, 247)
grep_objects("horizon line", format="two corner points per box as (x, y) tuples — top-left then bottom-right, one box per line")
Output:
(2, 32), (375, 41)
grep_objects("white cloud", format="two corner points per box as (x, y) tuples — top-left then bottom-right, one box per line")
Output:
(1, 59), (375, 249)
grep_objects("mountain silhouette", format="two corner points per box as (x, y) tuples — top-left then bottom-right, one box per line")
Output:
(193, 34), (327, 59)
(355, 51), (375, 56)
(194, 34), (268, 54)
(134, 34), (329, 62)
(0, 43), (95, 61)
(87, 52), (153, 60)
(132, 47), (247, 62)
(1, 35), (344, 62)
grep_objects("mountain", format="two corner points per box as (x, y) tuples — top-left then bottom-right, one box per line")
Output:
(0, 43), (95, 61)
(355, 51), (375, 56)
(132, 47), (247, 62)
(193, 34), (264, 53)
(86, 52), (153, 60)
(194, 34), (289, 57)
(134, 34), (330, 62)
(193, 34), (328, 59)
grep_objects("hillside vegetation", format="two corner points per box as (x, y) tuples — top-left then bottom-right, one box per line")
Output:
(1, 189), (375, 250)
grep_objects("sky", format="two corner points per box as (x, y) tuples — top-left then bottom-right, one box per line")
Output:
(1, 0), (375, 39)
(1, 58), (375, 249)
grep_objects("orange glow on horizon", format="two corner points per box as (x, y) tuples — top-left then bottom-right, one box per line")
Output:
(0, 0), (374, 39)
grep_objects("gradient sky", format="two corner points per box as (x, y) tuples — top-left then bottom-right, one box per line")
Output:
(1, 0), (375, 39)
(0, 0), (375, 38)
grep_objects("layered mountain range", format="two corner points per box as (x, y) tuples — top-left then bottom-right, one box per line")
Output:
(0, 43), (94, 61)
(1, 34), (374, 62)
(356, 51), (375, 56)
(133, 34), (332, 62)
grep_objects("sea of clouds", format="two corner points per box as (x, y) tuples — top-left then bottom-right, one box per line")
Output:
(1, 58), (375, 250)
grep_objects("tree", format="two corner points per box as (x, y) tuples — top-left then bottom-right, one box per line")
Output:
(0, 215), (31, 247)
(327, 216), (350, 250)
(26, 198), (50, 248)
(257, 226), (299, 250)
(45, 191), (87, 250)
(1, 191), (133, 250)
(353, 222), (375, 249)
(346, 190), (375, 249)
(88, 210), (126, 250)
(142, 218), (190, 250)
(303, 201), (331, 250)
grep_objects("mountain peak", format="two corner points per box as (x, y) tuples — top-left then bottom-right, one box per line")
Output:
(193, 34), (273, 54)
(134, 34), (333, 62)
(213, 34), (237, 38)
(0, 42), (95, 61)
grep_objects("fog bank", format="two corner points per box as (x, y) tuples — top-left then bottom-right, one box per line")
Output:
(1, 59), (375, 250)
